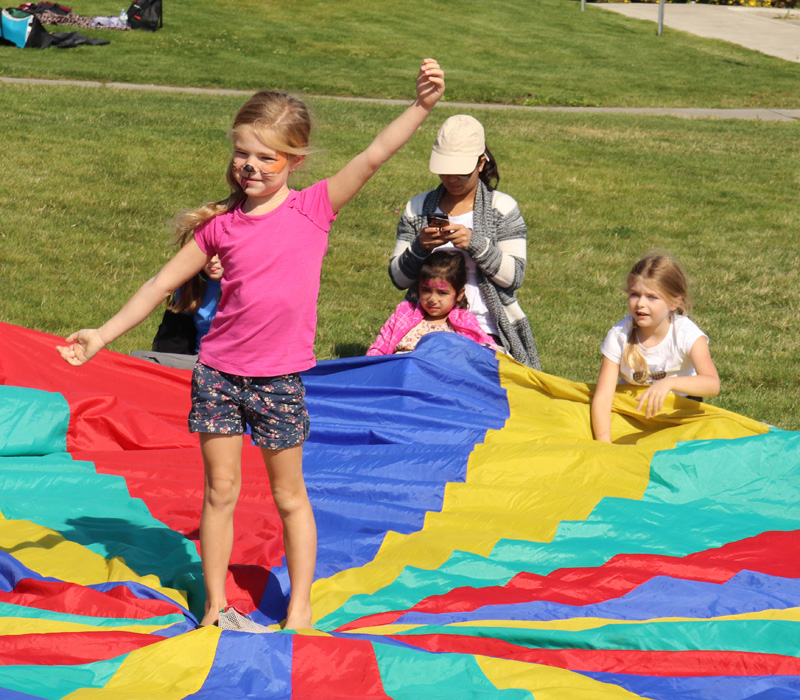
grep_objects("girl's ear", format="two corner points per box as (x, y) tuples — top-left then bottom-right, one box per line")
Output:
(669, 295), (683, 313)
(456, 288), (467, 306)
(289, 154), (306, 173)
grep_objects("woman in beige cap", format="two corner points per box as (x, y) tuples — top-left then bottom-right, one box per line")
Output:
(389, 115), (540, 368)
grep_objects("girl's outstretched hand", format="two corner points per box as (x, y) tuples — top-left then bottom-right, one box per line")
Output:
(57, 329), (106, 366)
(416, 58), (445, 109)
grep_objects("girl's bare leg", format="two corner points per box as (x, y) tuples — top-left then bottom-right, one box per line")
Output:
(198, 432), (243, 627)
(261, 444), (316, 629)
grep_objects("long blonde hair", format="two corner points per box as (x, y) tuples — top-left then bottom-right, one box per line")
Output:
(172, 90), (312, 247)
(167, 272), (209, 314)
(623, 252), (691, 378)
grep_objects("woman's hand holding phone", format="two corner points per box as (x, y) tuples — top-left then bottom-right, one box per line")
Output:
(421, 213), (450, 250)
(421, 213), (472, 250)
(420, 226), (447, 250)
(442, 222), (472, 249)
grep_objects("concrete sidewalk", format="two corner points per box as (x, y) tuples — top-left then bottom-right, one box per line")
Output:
(4, 76), (798, 121)
(597, 3), (800, 63)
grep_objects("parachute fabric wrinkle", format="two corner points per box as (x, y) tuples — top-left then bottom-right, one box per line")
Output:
(0, 321), (796, 699)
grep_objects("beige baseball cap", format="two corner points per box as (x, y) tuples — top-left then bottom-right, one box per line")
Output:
(429, 115), (485, 175)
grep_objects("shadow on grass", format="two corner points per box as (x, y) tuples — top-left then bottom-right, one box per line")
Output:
(334, 342), (368, 358)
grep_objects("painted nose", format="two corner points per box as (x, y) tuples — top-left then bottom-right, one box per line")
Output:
(243, 164), (255, 173)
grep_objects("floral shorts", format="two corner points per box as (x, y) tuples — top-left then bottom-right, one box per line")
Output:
(188, 363), (309, 450)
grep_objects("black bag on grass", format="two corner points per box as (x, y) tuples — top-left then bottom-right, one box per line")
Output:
(126, 0), (162, 31)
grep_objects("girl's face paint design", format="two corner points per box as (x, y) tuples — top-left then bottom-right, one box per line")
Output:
(424, 280), (450, 292)
(256, 151), (288, 174)
(419, 277), (460, 321)
(231, 126), (292, 200)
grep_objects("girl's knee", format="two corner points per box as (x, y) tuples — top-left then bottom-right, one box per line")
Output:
(204, 475), (240, 510)
(271, 485), (311, 519)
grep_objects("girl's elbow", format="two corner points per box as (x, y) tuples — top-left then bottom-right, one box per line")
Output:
(695, 373), (720, 397)
(590, 388), (612, 414)
(147, 275), (177, 300)
(361, 149), (389, 175)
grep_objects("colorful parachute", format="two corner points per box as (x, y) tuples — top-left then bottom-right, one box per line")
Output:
(1, 322), (798, 699)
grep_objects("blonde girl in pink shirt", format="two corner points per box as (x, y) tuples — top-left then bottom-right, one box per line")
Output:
(58, 59), (445, 630)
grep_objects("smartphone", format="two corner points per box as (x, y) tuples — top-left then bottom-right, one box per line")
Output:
(426, 213), (449, 229)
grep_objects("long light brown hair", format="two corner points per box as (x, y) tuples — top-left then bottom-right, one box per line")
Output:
(168, 271), (211, 314)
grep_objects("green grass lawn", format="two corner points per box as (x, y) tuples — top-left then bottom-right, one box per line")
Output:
(1, 81), (797, 429)
(1, 0), (799, 108)
(2, 0), (798, 429)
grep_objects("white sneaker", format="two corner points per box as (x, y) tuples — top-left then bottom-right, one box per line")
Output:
(217, 607), (275, 634)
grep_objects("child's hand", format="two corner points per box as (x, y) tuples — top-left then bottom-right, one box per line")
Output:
(637, 378), (674, 418)
(57, 329), (106, 366)
(416, 58), (445, 109)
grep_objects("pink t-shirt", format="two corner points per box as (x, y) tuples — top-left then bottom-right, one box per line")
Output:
(193, 180), (336, 377)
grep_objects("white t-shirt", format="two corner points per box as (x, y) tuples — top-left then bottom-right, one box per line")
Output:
(600, 314), (708, 386)
(434, 209), (499, 337)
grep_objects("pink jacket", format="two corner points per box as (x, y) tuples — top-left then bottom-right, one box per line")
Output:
(367, 301), (495, 356)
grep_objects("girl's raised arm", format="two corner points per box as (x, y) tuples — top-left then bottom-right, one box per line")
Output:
(327, 58), (445, 214)
(57, 238), (210, 366)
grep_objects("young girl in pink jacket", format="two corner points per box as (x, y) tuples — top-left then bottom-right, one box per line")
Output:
(368, 249), (495, 355)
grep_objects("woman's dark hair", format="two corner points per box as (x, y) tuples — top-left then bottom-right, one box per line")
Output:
(413, 250), (469, 309)
(479, 145), (500, 191)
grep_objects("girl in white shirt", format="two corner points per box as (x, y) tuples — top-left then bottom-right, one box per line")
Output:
(591, 252), (720, 443)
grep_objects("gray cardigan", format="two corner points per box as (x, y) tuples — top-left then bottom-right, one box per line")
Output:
(389, 182), (540, 369)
